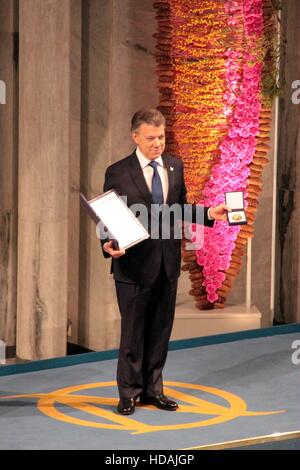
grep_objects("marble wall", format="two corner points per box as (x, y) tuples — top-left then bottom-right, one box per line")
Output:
(276, 0), (300, 324)
(16, 0), (81, 359)
(0, 0), (18, 347)
(70, 0), (276, 348)
(77, 0), (160, 351)
(0, 0), (295, 361)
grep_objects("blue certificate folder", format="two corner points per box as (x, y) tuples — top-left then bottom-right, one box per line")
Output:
(80, 190), (149, 250)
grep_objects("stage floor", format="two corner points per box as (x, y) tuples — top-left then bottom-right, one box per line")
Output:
(0, 330), (299, 450)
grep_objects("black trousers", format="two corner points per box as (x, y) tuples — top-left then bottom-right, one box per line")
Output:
(115, 261), (178, 399)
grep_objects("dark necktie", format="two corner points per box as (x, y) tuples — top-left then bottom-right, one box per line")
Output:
(149, 161), (164, 205)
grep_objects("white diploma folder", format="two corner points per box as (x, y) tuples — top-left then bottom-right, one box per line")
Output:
(80, 190), (150, 250)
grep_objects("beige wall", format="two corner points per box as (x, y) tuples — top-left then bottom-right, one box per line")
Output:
(17, 0), (81, 359)
(77, 0), (159, 351)
(0, 0), (291, 361)
(276, 0), (300, 324)
(0, 0), (18, 347)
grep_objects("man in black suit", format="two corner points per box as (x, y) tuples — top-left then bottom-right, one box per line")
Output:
(101, 109), (231, 415)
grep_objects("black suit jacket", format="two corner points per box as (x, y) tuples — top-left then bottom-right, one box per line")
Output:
(101, 151), (214, 285)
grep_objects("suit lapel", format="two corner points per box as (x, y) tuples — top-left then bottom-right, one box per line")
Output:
(162, 154), (175, 206)
(128, 152), (152, 206)
(127, 152), (177, 206)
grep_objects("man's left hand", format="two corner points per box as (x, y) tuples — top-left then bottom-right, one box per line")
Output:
(209, 204), (232, 222)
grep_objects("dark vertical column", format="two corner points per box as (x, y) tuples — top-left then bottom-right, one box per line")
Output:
(276, 0), (300, 323)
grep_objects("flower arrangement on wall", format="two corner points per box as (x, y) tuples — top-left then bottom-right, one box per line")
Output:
(154, 0), (280, 309)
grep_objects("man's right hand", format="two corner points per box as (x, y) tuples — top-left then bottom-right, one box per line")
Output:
(103, 240), (126, 258)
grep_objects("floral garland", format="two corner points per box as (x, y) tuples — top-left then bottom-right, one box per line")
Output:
(154, 0), (229, 203)
(154, 0), (277, 308)
(195, 0), (264, 303)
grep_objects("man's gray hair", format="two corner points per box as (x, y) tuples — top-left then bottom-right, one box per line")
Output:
(131, 108), (166, 132)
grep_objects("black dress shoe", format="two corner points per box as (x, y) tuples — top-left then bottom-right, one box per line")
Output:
(140, 393), (178, 411)
(117, 398), (135, 415)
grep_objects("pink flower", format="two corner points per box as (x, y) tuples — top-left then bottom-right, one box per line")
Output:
(194, 0), (263, 304)
(207, 292), (219, 303)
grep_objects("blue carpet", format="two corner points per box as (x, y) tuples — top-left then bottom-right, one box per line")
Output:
(0, 332), (299, 450)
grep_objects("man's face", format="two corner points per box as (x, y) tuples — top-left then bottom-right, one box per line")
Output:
(132, 123), (166, 160)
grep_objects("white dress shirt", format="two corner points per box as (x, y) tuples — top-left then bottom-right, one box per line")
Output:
(136, 147), (168, 204)
(135, 147), (213, 219)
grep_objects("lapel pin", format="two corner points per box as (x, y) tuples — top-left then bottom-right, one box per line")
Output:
(170, 166), (174, 171)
